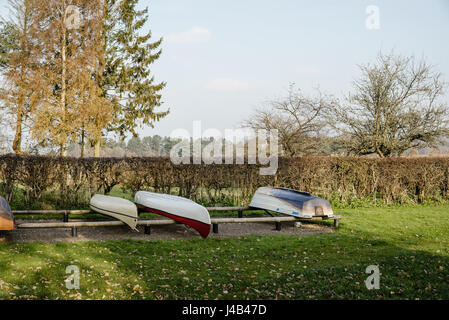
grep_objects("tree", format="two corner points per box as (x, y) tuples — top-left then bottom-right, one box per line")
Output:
(100, 0), (169, 142)
(0, 21), (18, 68)
(142, 135), (162, 155)
(127, 136), (145, 156)
(1, 0), (167, 157)
(242, 84), (332, 156)
(30, 0), (112, 156)
(332, 52), (449, 157)
(0, 0), (39, 154)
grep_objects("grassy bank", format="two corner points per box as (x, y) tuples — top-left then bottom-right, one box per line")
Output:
(1, 205), (448, 299)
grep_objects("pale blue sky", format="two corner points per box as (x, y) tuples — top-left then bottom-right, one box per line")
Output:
(1, 0), (449, 139)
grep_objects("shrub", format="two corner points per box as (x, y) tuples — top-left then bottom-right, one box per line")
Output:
(1, 154), (449, 209)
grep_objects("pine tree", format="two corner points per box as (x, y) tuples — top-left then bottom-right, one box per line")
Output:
(99, 0), (168, 145)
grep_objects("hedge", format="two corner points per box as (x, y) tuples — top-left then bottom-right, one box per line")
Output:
(1, 154), (449, 209)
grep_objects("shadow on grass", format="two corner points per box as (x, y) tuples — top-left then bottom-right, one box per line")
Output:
(0, 229), (448, 299)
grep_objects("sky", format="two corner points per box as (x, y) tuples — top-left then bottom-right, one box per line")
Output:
(1, 0), (449, 140)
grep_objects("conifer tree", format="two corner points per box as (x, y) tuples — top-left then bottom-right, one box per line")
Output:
(100, 0), (168, 144)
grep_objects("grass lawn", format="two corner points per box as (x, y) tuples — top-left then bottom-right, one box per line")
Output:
(1, 205), (448, 299)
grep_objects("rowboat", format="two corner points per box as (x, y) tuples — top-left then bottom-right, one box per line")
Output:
(249, 187), (334, 219)
(90, 194), (139, 230)
(0, 196), (15, 230)
(134, 191), (211, 238)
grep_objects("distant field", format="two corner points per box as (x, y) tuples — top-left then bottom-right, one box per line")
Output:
(1, 205), (448, 299)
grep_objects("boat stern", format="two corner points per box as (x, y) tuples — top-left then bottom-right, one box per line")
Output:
(301, 198), (334, 218)
(90, 194), (139, 231)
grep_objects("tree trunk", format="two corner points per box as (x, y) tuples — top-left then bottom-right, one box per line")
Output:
(94, 140), (101, 157)
(12, 3), (30, 155)
(60, 144), (67, 157)
(12, 105), (24, 154)
(60, 24), (67, 156)
(80, 129), (85, 158)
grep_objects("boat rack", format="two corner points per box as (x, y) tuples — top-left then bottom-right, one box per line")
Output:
(12, 207), (341, 237)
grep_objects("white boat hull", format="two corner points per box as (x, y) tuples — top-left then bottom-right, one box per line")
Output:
(90, 194), (139, 230)
(250, 187), (334, 218)
(134, 191), (211, 238)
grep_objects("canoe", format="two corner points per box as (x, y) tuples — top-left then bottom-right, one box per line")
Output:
(134, 191), (211, 238)
(249, 187), (334, 218)
(0, 196), (15, 230)
(90, 194), (138, 230)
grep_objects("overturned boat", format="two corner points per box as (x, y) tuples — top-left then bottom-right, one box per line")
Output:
(135, 191), (211, 238)
(249, 187), (334, 219)
(90, 194), (139, 230)
(0, 196), (15, 231)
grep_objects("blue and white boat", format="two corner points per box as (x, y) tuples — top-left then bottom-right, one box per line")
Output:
(249, 187), (334, 219)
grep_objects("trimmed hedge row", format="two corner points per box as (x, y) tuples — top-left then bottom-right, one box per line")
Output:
(1, 154), (449, 208)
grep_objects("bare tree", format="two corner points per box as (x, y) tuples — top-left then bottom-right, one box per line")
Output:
(332, 52), (449, 157)
(242, 84), (333, 156)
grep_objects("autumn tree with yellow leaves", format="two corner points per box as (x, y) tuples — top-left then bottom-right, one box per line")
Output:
(0, 0), (167, 157)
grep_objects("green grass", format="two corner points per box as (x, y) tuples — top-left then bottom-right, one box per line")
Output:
(1, 205), (449, 299)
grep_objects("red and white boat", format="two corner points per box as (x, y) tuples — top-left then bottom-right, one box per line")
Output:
(135, 191), (211, 238)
